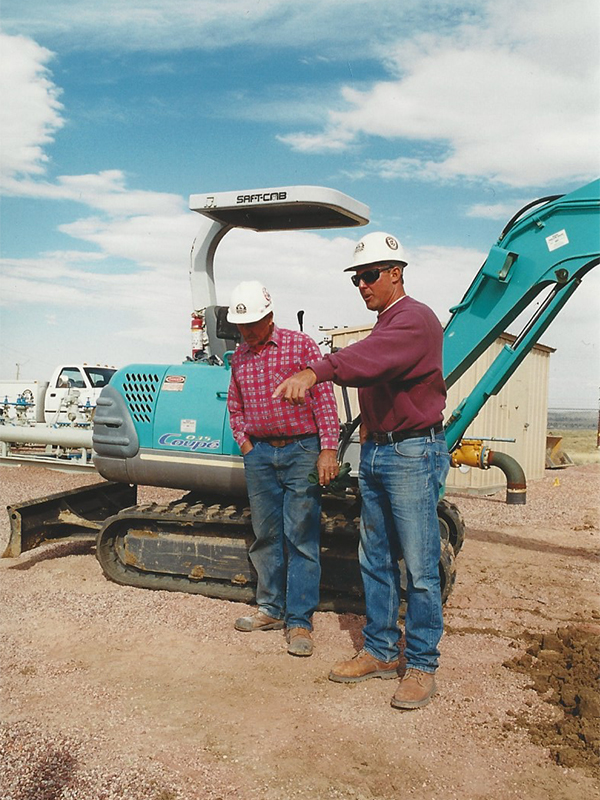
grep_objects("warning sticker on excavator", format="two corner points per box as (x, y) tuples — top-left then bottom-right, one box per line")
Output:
(546, 229), (569, 252)
(162, 375), (186, 391)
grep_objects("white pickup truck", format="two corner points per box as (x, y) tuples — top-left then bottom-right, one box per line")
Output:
(0, 364), (116, 426)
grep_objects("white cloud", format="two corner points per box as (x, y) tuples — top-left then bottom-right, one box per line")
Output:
(466, 201), (529, 221)
(0, 227), (364, 379)
(277, 130), (356, 154)
(281, 0), (600, 188)
(0, 32), (64, 181)
(58, 209), (197, 266)
(1, 1), (424, 53)
(3, 169), (187, 215)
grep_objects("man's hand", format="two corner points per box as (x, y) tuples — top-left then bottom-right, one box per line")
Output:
(240, 440), (253, 455)
(272, 368), (317, 405)
(317, 449), (339, 487)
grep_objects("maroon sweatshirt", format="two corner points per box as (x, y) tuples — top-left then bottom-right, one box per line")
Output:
(310, 296), (446, 433)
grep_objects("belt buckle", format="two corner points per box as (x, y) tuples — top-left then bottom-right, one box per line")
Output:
(371, 432), (389, 445)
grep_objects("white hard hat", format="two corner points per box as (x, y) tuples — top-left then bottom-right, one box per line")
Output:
(227, 281), (273, 324)
(345, 231), (407, 271)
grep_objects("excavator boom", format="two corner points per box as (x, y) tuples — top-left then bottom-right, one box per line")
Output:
(443, 179), (599, 449)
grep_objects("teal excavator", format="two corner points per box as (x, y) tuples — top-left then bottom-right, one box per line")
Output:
(5, 180), (599, 612)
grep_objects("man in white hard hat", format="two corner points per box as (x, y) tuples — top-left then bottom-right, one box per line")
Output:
(226, 280), (340, 657)
(273, 233), (450, 708)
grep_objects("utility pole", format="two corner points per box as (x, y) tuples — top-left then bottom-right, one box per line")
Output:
(597, 387), (600, 449)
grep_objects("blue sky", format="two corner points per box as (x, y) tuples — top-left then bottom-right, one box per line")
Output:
(1, 0), (599, 409)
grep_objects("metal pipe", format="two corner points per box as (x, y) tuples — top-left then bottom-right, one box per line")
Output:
(487, 450), (527, 505)
(0, 423), (92, 449)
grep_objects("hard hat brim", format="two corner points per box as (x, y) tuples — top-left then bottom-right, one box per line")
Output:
(226, 308), (272, 324)
(343, 259), (407, 272)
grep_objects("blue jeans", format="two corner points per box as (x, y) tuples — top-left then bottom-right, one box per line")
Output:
(243, 436), (321, 630)
(358, 431), (450, 671)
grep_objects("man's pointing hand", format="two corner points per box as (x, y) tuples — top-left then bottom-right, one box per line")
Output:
(272, 368), (317, 405)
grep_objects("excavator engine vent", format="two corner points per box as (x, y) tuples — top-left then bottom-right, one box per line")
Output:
(122, 373), (161, 424)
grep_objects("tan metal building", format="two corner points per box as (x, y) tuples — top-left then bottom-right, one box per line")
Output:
(325, 326), (554, 495)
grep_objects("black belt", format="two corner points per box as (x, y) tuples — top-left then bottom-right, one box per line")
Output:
(367, 423), (444, 445)
(252, 433), (317, 448)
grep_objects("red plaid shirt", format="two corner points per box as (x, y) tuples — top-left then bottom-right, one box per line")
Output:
(227, 326), (339, 450)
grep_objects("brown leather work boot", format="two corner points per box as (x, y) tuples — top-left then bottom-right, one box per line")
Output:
(329, 649), (400, 683)
(390, 668), (437, 709)
(286, 627), (313, 657)
(234, 611), (284, 632)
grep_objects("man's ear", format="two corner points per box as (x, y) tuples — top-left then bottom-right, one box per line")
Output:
(390, 265), (404, 285)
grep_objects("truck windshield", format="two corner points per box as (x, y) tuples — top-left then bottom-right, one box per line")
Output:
(84, 367), (116, 388)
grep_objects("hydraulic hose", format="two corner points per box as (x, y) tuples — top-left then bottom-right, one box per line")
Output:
(487, 450), (527, 505)
(499, 194), (562, 240)
(337, 414), (361, 463)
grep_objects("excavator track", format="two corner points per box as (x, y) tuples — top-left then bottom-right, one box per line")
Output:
(437, 497), (466, 556)
(96, 493), (458, 613)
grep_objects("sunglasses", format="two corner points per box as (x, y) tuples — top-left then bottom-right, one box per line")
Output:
(350, 265), (393, 287)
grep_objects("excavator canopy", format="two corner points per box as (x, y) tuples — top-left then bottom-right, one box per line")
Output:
(189, 185), (370, 231)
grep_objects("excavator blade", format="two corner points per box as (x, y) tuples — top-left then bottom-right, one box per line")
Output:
(545, 435), (575, 469)
(3, 482), (137, 558)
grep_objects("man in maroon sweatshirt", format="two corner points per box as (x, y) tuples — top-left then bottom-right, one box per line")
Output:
(273, 231), (450, 710)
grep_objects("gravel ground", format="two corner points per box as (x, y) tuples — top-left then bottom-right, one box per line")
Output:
(0, 462), (599, 800)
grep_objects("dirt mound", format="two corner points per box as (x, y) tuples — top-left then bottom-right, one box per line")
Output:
(504, 625), (600, 773)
